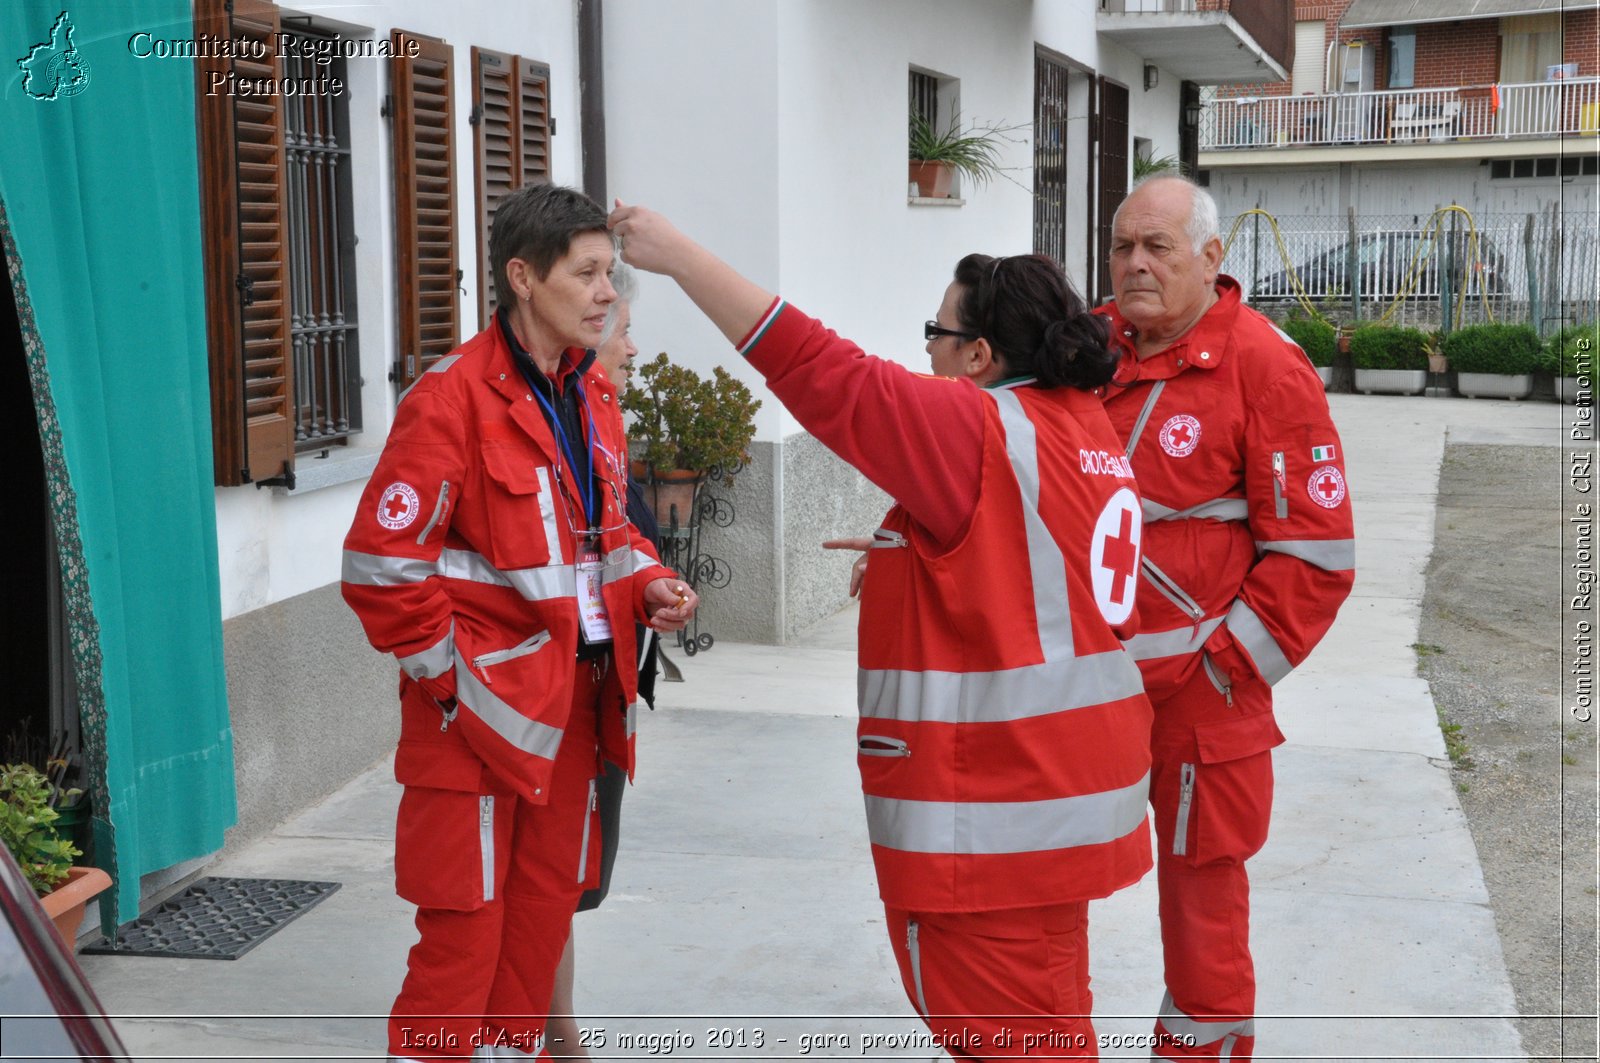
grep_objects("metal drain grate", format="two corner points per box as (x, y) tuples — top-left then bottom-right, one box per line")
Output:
(82, 876), (341, 960)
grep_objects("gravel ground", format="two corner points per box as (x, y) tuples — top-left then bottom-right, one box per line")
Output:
(1418, 443), (1597, 1063)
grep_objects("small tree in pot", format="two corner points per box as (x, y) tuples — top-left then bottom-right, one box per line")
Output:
(622, 353), (761, 529)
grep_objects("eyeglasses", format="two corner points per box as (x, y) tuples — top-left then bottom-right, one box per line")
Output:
(924, 320), (977, 343)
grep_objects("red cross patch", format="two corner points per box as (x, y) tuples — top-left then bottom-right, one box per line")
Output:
(1307, 465), (1347, 509)
(376, 482), (421, 530)
(1090, 487), (1142, 626)
(1158, 414), (1202, 458)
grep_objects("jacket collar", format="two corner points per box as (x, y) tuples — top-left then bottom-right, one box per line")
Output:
(1098, 275), (1243, 382)
(485, 310), (599, 462)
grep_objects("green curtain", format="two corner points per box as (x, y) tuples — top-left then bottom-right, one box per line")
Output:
(0, 0), (235, 930)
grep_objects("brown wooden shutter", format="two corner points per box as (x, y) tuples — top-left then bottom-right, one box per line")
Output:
(196, 0), (294, 486)
(517, 59), (553, 187)
(1095, 76), (1130, 304)
(473, 47), (517, 329)
(391, 30), (460, 392)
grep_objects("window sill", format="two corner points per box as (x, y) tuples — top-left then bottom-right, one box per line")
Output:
(908, 195), (966, 207)
(271, 445), (381, 495)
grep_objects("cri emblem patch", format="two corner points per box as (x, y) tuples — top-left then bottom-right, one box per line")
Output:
(1308, 465), (1347, 509)
(377, 482), (421, 529)
(1158, 414), (1202, 458)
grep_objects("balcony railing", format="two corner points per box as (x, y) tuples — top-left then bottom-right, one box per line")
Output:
(1201, 78), (1600, 150)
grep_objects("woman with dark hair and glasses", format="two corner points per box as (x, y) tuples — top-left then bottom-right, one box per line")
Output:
(610, 203), (1154, 1060)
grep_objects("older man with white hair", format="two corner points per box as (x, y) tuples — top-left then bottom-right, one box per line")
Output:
(1095, 176), (1356, 1062)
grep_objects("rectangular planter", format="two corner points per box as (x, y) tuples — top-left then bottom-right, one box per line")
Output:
(1456, 372), (1533, 400)
(1353, 368), (1427, 396)
(1556, 376), (1592, 404)
(1316, 366), (1333, 389)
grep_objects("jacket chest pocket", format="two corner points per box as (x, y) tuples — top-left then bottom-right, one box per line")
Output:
(481, 446), (564, 569)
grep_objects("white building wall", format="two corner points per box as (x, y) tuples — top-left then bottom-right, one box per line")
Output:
(213, 0), (585, 620)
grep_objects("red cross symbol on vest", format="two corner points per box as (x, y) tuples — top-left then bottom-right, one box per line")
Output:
(1307, 465), (1347, 509)
(1091, 487), (1142, 626)
(1158, 414), (1201, 458)
(376, 481), (421, 530)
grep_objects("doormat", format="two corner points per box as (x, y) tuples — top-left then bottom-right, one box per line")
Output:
(82, 876), (341, 960)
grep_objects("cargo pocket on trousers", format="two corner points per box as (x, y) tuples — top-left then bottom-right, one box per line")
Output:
(1180, 710), (1285, 867)
(394, 786), (512, 910)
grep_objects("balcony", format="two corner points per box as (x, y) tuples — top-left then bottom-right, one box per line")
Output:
(1096, 0), (1291, 85)
(1201, 78), (1600, 151)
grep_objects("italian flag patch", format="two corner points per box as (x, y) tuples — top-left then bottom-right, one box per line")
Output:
(1311, 444), (1337, 462)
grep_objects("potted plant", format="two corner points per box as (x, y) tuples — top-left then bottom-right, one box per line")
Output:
(0, 762), (109, 947)
(1349, 325), (1431, 395)
(908, 112), (1021, 199)
(621, 353), (761, 530)
(1279, 313), (1336, 388)
(1546, 322), (1598, 404)
(1443, 323), (1542, 400)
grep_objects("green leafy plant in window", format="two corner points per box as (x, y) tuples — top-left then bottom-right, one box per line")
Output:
(0, 762), (81, 897)
(908, 112), (1025, 192)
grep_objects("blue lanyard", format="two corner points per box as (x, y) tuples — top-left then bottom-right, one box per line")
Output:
(528, 378), (599, 529)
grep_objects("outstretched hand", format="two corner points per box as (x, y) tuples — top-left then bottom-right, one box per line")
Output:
(608, 200), (693, 277)
(822, 536), (873, 598)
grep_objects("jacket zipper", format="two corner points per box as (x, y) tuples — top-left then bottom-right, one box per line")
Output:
(1173, 764), (1196, 857)
(1141, 556), (1207, 625)
(480, 795), (496, 902)
(857, 736), (911, 757)
(416, 481), (451, 545)
(577, 777), (597, 882)
(1202, 652), (1234, 708)
(437, 698), (458, 733)
(906, 920), (929, 1016)
(472, 630), (552, 683)
(1272, 451), (1287, 519)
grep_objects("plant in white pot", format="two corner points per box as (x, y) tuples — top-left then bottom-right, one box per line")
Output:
(1350, 325), (1430, 395)
(1545, 322), (1598, 404)
(1279, 313), (1336, 388)
(1443, 323), (1541, 400)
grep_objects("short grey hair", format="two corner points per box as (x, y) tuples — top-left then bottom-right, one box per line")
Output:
(598, 260), (639, 345)
(1115, 174), (1220, 255)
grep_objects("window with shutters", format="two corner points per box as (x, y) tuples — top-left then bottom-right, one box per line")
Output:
(389, 30), (461, 393)
(196, 0), (361, 487)
(471, 48), (553, 329)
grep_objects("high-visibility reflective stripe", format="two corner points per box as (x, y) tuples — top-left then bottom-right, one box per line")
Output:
(455, 661), (564, 761)
(1123, 379), (1167, 458)
(859, 652), (1145, 725)
(398, 623), (455, 680)
(536, 466), (565, 565)
(435, 548), (577, 601)
(343, 550), (435, 586)
(1257, 537), (1355, 571)
(1226, 599), (1293, 685)
(625, 700), (638, 739)
(863, 771), (1149, 855)
(629, 548), (661, 574)
(599, 547), (637, 587)
(395, 353), (463, 406)
(1156, 991), (1256, 1046)
(991, 389), (1074, 660)
(1143, 496), (1250, 523)
(1122, 616), (1224, 661)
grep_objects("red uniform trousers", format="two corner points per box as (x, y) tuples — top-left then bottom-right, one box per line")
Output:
(1148, 660), (1280, 1062)
(885, 904), (1097, 1061)
(389, 659), (607, 1062)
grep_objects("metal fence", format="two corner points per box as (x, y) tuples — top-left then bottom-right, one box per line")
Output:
(1223, 208), (1599, 332)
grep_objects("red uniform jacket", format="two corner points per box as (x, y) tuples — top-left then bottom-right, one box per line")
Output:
(741, 300), (1154, 912)
(1095, 277), (1356, 709)
(342, 322), (675, 803)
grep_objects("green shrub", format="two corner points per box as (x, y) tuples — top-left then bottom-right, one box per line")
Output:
(1546, 322), (1599, 382)
(1442, 323), (1542, 375)
(1279, 316), (1336, 368)
(1348, 326), (1429, 371)
(0, 763), (80, 896)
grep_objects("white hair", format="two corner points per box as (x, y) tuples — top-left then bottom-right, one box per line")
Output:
(599, 261), (639, 345)
(1115, 175), (1219, 255)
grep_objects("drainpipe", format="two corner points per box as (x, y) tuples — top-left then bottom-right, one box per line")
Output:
(577, 0), (606, 204)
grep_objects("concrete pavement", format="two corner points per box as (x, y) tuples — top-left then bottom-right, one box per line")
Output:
(75, 393), (1579, 1061)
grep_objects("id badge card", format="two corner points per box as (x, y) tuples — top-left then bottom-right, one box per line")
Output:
(577, 543), (614, 642)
